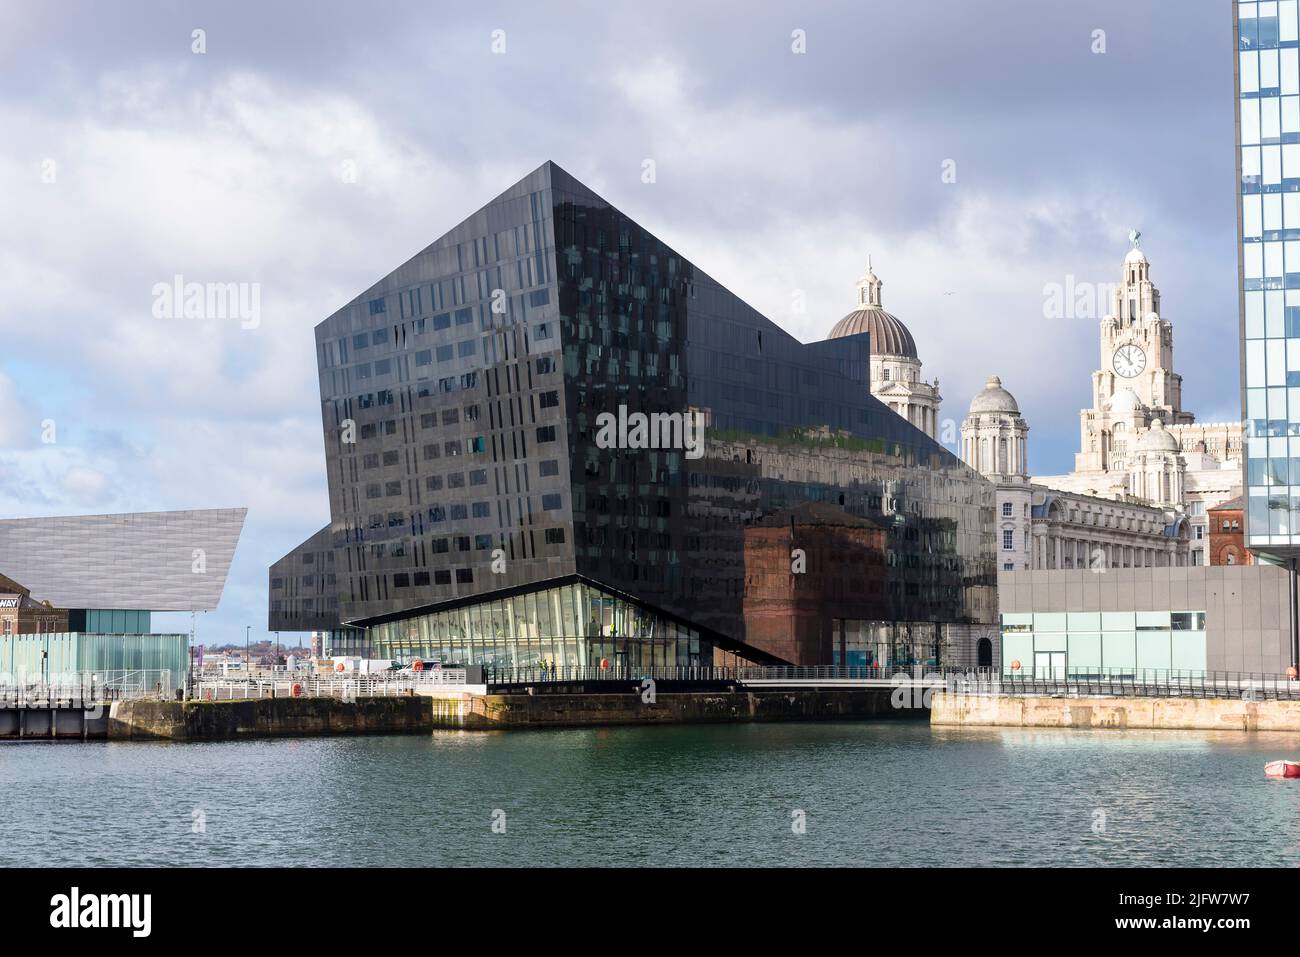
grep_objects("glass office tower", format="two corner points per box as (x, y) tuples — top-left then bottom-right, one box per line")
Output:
(1236, 1), (1300, 674)
(279, 161), (997, 666)
(1237, 2), (1300, 548)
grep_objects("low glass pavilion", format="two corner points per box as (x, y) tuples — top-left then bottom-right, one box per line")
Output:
(364, 580), (706, 670)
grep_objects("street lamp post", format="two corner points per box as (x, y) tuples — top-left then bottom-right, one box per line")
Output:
(246, 625), (251, 676)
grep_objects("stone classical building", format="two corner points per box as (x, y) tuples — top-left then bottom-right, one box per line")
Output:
(826, 264), (942, 439)
(961, 375), (1191, 572)
(1031, 239), (1243, 564)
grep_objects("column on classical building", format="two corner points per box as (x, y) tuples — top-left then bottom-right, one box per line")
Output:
(828, 265), (942, 440)
(960, 376), (1029, 483)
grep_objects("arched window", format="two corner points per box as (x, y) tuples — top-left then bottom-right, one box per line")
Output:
(976, 637), (993, 668)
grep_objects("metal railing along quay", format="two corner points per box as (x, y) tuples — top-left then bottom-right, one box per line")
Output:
(485, 664), (992, 690)
(189, 665), (1300, 701)
(0, 670), (177, 706)
(193, 669), (473, 701)
(484, 663), (1300, 701)
(997, 669), (1300, 701)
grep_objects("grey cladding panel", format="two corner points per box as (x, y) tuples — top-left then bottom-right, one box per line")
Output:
(0, 508), (246, 611)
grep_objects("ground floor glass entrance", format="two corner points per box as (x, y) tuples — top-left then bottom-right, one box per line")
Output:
(366, 581), (707, 670)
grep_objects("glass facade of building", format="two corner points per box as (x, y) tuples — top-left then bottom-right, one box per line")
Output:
(0, 632), (189, 692)
(832, 620), (944, 669)
(285, 161), (996, 665)
(1000, 611), (1208, 678)
(66, 609), (152, 634)
(268, 524), (342, 633)
(1237, 2), (1300, 549)
(368, 580), (703, 669)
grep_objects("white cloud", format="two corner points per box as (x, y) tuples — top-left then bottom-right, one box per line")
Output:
(0, 370), (38, 448)
(599, 58), (1149, 457)
(0, 21), (1239, 644)
(60, 465), (111, 503)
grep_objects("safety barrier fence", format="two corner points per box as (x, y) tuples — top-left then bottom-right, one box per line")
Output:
(193, 670), (471, 701)
(485, 664), (989, 687)
(0, 670), (176, 706)
(485, 664), (1300, 700)
(186, 665), (1300, 701)
(996, 669), (1300, 701)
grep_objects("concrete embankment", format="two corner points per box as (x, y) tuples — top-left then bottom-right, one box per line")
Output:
(108, 696), (431, 740)
(930, 691), (1300, 732)
(0, 706), (110, 739)
(438, 689), (910, 729)
(106, 688), (915, 739)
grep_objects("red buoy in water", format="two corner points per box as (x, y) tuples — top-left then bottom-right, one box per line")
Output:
(1265, 760), (1300, 779)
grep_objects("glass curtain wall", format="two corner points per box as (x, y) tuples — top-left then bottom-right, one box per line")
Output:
(0, 633), (188, 682)
(368, 581), (705, 669)
(831, 620), (942, 668)
(1238, 2), (1300, 547)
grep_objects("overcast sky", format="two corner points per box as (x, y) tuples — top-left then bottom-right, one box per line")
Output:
(0, 0), (1240, 645)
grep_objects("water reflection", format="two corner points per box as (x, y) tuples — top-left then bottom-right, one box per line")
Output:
(0, 723), (1294, 867)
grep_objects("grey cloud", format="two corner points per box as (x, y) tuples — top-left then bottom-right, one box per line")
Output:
(0, 0), (1239, 645)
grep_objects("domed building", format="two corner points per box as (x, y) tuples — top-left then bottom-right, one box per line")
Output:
(961, 376), (1029, 479)
(827, 264), (941, 438)
(960, 376), (1034, 571)
(1128, 419), (1186, 507)
(962, 373), (1191, 572)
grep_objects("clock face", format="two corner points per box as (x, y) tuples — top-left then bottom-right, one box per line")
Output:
(1112, 343), (1147, 378)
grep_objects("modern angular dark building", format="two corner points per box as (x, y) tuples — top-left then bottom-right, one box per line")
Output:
(268, 525), (369, 656)
(271, 162), (996, 668)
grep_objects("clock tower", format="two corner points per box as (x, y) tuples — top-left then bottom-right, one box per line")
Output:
(1027, 234), (1243, 564)
(1075, 236), (1193, 475)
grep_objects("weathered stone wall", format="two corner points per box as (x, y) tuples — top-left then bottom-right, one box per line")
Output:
(931, 691), (1300, 732)
(109, 696), (431, 740)
(448, 689), (912, 729)
(106, 688), (921, 738)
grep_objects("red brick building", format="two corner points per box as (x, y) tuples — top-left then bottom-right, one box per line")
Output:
(1207, 496), (1253, 567)
(738, 502), (890, 664)
(0, 572), (69, 635)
